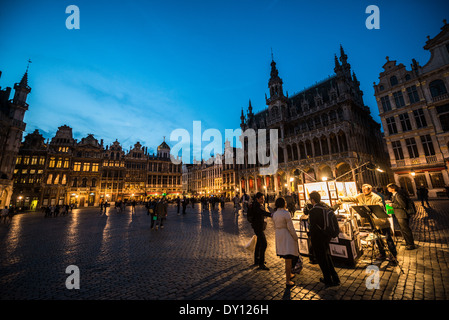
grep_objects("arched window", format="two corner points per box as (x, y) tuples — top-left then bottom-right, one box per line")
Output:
(429, 79), (447, 97)
(390, 76), (398, 86)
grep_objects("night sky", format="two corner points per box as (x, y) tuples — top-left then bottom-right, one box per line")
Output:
(0, 0), (447, 159)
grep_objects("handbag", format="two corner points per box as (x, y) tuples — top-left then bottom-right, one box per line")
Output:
(245, 235), (257, 251)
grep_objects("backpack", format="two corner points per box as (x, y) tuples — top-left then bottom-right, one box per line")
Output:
(315, 206), (340, 239)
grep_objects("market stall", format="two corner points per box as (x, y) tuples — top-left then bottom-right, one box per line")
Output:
(292, 181), (363, 266)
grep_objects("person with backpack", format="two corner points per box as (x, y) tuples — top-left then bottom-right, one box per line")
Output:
(248, 192), (272, 270)
(386, 183), (416, 250)
(308, 191), (340, 288)
(339, 184), (397, 261)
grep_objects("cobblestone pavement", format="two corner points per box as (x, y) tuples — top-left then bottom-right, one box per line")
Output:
(1, 200), (448, 300)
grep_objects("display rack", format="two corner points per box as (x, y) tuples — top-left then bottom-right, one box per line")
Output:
(293, 181), (364, 267)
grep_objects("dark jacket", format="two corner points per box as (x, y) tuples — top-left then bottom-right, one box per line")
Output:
(306, 202), (339, 240)
(251, 201), (271, 232)
(390, 191), (408, 219)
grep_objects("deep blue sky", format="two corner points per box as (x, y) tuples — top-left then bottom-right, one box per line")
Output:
(0, 0), (447, 158)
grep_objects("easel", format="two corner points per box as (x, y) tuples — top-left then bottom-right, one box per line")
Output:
(352, 205), (404, 274)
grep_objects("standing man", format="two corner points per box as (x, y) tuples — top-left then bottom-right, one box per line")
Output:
(176, 197), (181, 215)
(386, 183), (416, 250)
(182, 196), (188, 215)
(308, 191), (340, 288)
(417, 185), (430, 207)
(248, 192), (272, 270)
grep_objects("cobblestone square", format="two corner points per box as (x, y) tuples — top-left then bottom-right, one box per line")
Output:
(1, 200), (449, 300)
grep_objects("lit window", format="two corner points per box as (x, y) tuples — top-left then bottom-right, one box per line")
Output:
(49, 157), (56, 168)
(83, 163), (90, 171)
(74, 162), (81, 171)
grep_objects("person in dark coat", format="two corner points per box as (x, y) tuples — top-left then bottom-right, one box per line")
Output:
(182, 196), (188, 215)
(387, 183), (416, 250)
(250, 192), (272, 270)
(416, 185), (430, 207)
(307, 191), (340, 288)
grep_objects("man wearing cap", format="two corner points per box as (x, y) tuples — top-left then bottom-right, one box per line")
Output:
(338, 184), (397, 261)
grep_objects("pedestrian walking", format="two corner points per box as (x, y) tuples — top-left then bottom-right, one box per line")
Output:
(1, 206), (9, 224)
(154, 198), (168, 230)
(417, 185), (430, 207)
(176, 197), (181, 215)
(272, 197), (302, 287)
(233, 194), (241, 214)
(308, 191), (340, 288)
(386, 183), (416, 250)
(182, 196), (188, 215)
(131, 200), (136, 213)
(248, 192), (272, 270)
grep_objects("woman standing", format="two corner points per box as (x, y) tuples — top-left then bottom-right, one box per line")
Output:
(272, 197), (301, 287)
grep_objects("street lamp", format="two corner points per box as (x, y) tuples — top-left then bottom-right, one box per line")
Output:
(410, 169), (416, 177)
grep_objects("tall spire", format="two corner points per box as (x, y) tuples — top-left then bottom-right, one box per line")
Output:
(334, 54), (341, 73)
(19, 59), (32, 87)
(248, 99), (253, 115)
(339, 44), (348, 65)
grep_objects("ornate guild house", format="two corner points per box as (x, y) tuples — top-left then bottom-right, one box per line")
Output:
(237, 47), (391, 196)
(12, 126), (182, 209)
(374, 21), (449, 197)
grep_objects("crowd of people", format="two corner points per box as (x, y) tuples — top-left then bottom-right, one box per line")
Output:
(0, 182), (432, 290)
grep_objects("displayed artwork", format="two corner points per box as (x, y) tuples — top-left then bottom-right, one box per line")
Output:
(300, 200), (305, 208)
(328, 181), (336, 191)
(292, 220), (301, 231)
(330, 244), (348, 258)
(304, 182), (329, 200)
(345, 182), (358, 197)
(351, 241), (357, 259)
(330, 191), (337, 199)
(299, 239), (309, 255)
(330, 237), (339, 243)
(299, 193), (305, 200)
(336, 182), (346, 197)
(298, 185), (304, 193)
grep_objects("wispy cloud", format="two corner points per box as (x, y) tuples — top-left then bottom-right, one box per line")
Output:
(26, 66), (194, 150)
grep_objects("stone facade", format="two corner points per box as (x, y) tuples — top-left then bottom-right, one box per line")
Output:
(11, 127), (182, 209)
(374, 20), (449, 197)
(0, 68), (30, 208)
(237, 47), (391, 197)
